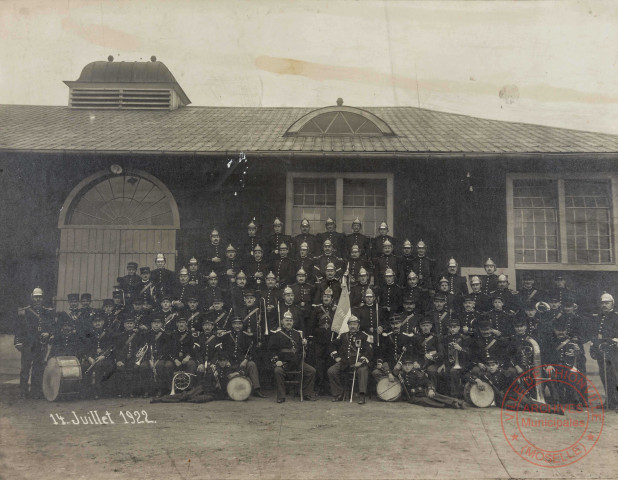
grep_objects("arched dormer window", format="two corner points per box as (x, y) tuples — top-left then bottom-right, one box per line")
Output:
(285, 102), (395, 137)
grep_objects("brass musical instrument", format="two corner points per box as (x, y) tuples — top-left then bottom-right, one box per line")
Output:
(171, 372), (197, 395)
(448, 339), (462, 370)
(535, 301), (551, 313)
(135, 344), (149, 366)
(85, 346), (113, 374)
(561, 340), (580, 371)
(518, 337), (545, 403)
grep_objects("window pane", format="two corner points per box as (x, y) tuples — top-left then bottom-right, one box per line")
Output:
(565, 180), (612, 264)
(293, 178), (336, 206)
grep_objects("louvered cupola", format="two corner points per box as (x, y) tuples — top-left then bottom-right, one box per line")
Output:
(64, 56), (191, 110)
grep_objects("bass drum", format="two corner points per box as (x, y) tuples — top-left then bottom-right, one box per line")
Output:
(463, 380), (495, 408)
(226, 375), (253, 401)
(43, 356), (82, 402)
(376, 377), (402, 402)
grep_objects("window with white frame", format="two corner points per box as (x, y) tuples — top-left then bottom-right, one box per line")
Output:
(287, 173), (393, 236)
(509, 176), (614, 266)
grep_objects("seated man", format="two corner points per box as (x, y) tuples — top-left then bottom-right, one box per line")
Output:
(219, 316), (267, 398)
(171, 317), (197, 375)
(410, 316), (442, 388)
(395, 353), (465, 409)
(142, 314), (174, 398)
(81, 313), (115, 399)
(438, 318), (471, 398)
(113, 316), (147, 398)
(328, 315), (373, 404)
(268, 311), (317, 403)
(372, 315), (413, 384)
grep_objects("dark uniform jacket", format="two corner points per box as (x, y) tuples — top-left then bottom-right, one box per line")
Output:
(245, 259), (269, 289)
(317, 231), (346, 256)
(185, 309), (204, 337)
(135, 280), (158, 307)
(350, 282), (373, 308)
(278, 302), (304, 333)
(379, 331), (413, 366)
(345, 233), (370, 258)
(330, 331), (373, 367)
(293, 233), (318, 258)
(220, 330), (255, 367)
(15, 304), (55, 349)
(442, 332), (471, 369)
(119, 274), (141, 303)
(353, 303), (381, 345)
(373, 254), (401, 287)
(311, 303), (337, 344)
(268, 327), (304, 368)
(590, 309), (618, 360)
(460, 311), (480, 337)
(400, 369), (433, 395)
(203, 243), (226, 276)
(398, 311), (421, 336)
(313, 254), (345, 280)
(239, 235), (262, 263)
(371, 234), (395, 258)
(378, 283), (403, 316)
(171, 330), (194, 363)
(314, 278), (342, 305)
(201, 285), (228, 311)
(259, 287), (281, 333)
(271, 257), (296, 287)
(346, 258), (372, 285)
(152, 268), (175, 297)
(83, 329), (114, 360)
(113, 328), (145, 365)
(480, 274), (498, 297)
(411, 332), (442, 367)
(410, 255), (437, 291)
(294, 256), (317, 284)
(469, 334), (509, 365)
(427, 308), (454, 338)
(439, 273), (469, 297)
(171, 281), (197, 309)
(266, 233), (293, 262)
(49, 331), (82, 358)
(469, 291), (491, 313)
(56, 309), (81, 335)
(193, 332), (220, 365)
(483, 309), (513, 337)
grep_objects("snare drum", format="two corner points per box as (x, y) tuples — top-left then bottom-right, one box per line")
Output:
(463, 380), (495, 408)
(376, 377), (402, 402)
(226, 375), (253, 401)
(43, 356), (82, 402)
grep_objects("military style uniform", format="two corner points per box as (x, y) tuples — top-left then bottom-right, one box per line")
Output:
(220, 329), (261, 391)
(411, 254), (437, 292)
(82, 325), (115, 398)
(441, 331), (471, 397)
(480, 274), (498, 297)
(311, 302), (338, 393)
(314, 277), (342, 305)
(371, 234), (395, 259)
(313, 254), (345, 281)
(119, 272), (141, 303)
(14, 302), (55, 398)
(345, 233), (370, 259)
(590, 308), (618, 409)
(291, 281), (315, 334)
(411, 330), (442, 387)
(152, 266), (175, 297)
(271, 255), (296, 288)
(171, 328), (197, 374)
(373, 330), (413, 380)
(278, 301), (304, 333)
(328, 330), (373, 398)
(399, 366), (464, 409)
(353, 303), (382, 348)
(378, 282), (403, 317)
(317, 230), (346, 257)
(204, 241), (226, 276)
(112, 323), (146, 397)
(259, 285), (282, 333)
(293, 233), (318, 258)
(440, 272), (469, 297)
(142, 327), (174, 395)
(373, 253), (401, 288)
(427, 307), (454, 338)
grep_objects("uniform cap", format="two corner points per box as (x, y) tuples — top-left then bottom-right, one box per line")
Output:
(448, 318), (461, 327)
(273, 217), (283, 226)
(300, 242), (308, 250)
(325, 217), (335, 224)
(358, 267), (368, 276)
(266, 271), (276, 279)
(160, 294), (172, 302)
(416, 240), (426, 249)
(176, 317), (188, 324)
(140, 267), (151, 274)
(32, 287), (44, 297)
(477, 318), (492, 330)
(419, 316), (432, 325)
(348, 315), (360, 324)
(155, 253), (166, 262)
(364, 288), (375, 297)
(323, 239), (332, 246)
(283, 286), (294, 295)
(202, 317), (216, 325)
(383, 239), (392, 247)
(433, 293), (447, 301)
(497, 274), (508, 282)
(123, 315), (137, 324)
(253, 244), (263, 252)
(350, 244), (360, 252)
(67, 293), (80, 301)
(352, 217), (362, 225)
(447, 258), (457, 267)
(279, 242), (289, 249)
(403, 239), (412, 248)
(384, 268), (395, 277)
(493, 292), (505, 302)
(513, 316), (527, 326)
(323, 287), (333, 296)
(283, 311), (294, 320)
(127, 261), (138, 268)
(439, 276), (448, 284)
(407, 271), (418, 279)
(187, 295), (199, 302)
(296, 268), (307, 275)
(80, 293), (92, 301)
(189, 257), (198, 264)
(601, 293), (614, 302)
(379, 222), (388, 230)
(485, 357), (499, 365)
(243, 289), (256, 297)
(522, 272), (534, 281)
(326, 262), (336, 271)
(463, 295), (475, 302)
(102, 299), (114, 306)
(470, 276), (481, 285)
(179, 267), (189, 275)
(403, 295), (417, 304)
(113, 291), (123, 299)
(389, 314), (402, 325)
(231, 316), (244, 324)
(236, 270), (247, 279)
(132, 297), (144, 304)
(226, 244), (236, 252)
(210, 228), (219, 236)
(484, 258), (495, 266)
(301, 218), (310, 227)
(248, 219), (257, 228)
(207, 270), (218, 278)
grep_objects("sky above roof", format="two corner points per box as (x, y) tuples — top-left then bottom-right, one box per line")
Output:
(1, 0), (617, 134)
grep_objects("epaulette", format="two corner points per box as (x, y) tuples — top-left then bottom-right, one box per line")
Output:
(18, 306), (28, 316)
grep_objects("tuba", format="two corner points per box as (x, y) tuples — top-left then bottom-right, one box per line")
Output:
(521, 337), (545, 404)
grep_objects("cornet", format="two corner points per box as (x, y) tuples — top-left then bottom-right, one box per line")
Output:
(135, 344), (149, 366)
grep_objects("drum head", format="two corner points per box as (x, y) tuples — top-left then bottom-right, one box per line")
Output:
(468, 381), (495, 408)
(227, 376), (252, 401)
(43, 358), (62, 402)
(376, 377), (402, 402)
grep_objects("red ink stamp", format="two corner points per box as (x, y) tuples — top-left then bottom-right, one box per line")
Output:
(500, 364), (604, 468)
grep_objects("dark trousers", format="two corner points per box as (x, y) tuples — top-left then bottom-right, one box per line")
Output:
(114, 365), (146, 396)
(328, 362), (368, 396)
(314, 341), (334, 393)
(445, 366), (464, 397)
(273, 363), (316, 399)
(408, 391), (464, 409)
(81, 358), (115, 397)
(20, 344), (46, 396)
(597, 356), (618, 409)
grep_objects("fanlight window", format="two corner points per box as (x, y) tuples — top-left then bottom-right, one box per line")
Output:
(68, 174), (175, 226)
(298, 111), (382, 135)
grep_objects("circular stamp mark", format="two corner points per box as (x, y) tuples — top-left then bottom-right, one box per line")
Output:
(500, 364), (604, 468)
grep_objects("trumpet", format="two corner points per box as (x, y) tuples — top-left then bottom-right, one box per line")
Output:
(535, 301), (551, 313)
(135, 344), (149, 366)
(171, 371), (197, 395)
(448, 341), (462, 370)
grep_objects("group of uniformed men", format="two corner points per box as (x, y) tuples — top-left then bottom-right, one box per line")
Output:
(15, 217), (618, 410)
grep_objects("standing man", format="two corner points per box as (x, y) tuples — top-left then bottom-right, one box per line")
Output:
(371, 222), (395, 259)
(440, 258), (469, 297)
(268, 311), (318, 403)
(311, 288), (338, 395)
(152, 253), (175, 298)
(118, 261), (141, 304)
(240, 219), (262, 264)
(293, 218), (318, 258)
(204, 228), (225, 276)
(411, 240), (437, 295)
(14, 287), (55, 399)
(267, 218), (292, 263)
(317, 218), (346, 257)
(480, 258), (498, 297)
(590, 293), (618, 411)
(345, 218), (370, 259)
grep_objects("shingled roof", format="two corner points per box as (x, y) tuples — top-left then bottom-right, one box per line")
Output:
(1, 104), (617, 154)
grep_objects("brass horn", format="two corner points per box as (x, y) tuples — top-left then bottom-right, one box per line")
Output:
(135, 344), (149, 366)
(171, 372), (197, 395)
(535, 301), (551, 313)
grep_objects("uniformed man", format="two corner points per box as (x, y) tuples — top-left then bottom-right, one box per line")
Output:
(590, 293), (618, 410)
(314, 262), (342, 304)
(172, 267), (197, 311)
(483, 292), (513, 338)
(204, 228), (225, 276)
(203, 296), (230, 331)
(230, 270), (250, 312)
(519, 272), (542, 307)
(158, 295), (180, 332)
(402, 271), (429, 314)
(260, 271), (281, 333)
(241, 289), (264, 342)
(193, 317), (220, 378)
(410, 240), (437, 294)
(57, 293), (81, 334)
(469, 276), (491, 313)
(311, 288), (338, 395)
(113, 316), (146, 397)
(345, 218), (370, 259)
(546, 272), (579, 306)
(223, 244), (243, 285)
(142, 314), (174, 398)
(399, 239), (415, 283)
(560, 297), (587, 372)
(314, 239), (345, 281)
(439, 318), (470, 397)
(460, 295), (480, 337)
(440, 258), (469, 297)
(372, 315), (413, 383)
(490, 274), (520, 314)
(293, 218), (318, 258)
(49, 316), (81, 358)
(480, 258), (498, 297)
(268, 311), (318, 403)
(152, 253), (175, 298)
(118, 261), (141, 303)
(136, 267), (158, 310)
(267, 218), (292, 263)
(82, 313), (114, 399)
(202, 270), (228, 311)
(349, 267), (373, 308)
(378, 268), (403, 318)
(316, 217), (346, 256)
(435, 277), (458, 312)
(373, 240), (400, 288)
(187, 256), (207, 287)
(468, 318), (511, 380)
(240, 219), (262, 263)
(410, 316), (442, 388)
(346, 244), (372, 287)
(79, 293), (94, 320)
(353, 288), (382, 348)
(399, 294), (422, 335)
(427, 292), (455, 338)
(245, 244), (268, 288)
(371, 222), (395, 259)
(290, 268), (315, 333)
(185, 296), (204, 338)
(171, 317), (197, 375)
(278, 286), (304, 333)
(220, 316), (267, 398)
(101, 298), (121, 332)
(294, 242), (317, 285)
(14, 287), (55, 399)
(271, 242), (296, 288)
(328, 315), (373, 404)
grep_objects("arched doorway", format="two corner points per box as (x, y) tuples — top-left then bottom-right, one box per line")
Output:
(57, 169), (180, 311)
